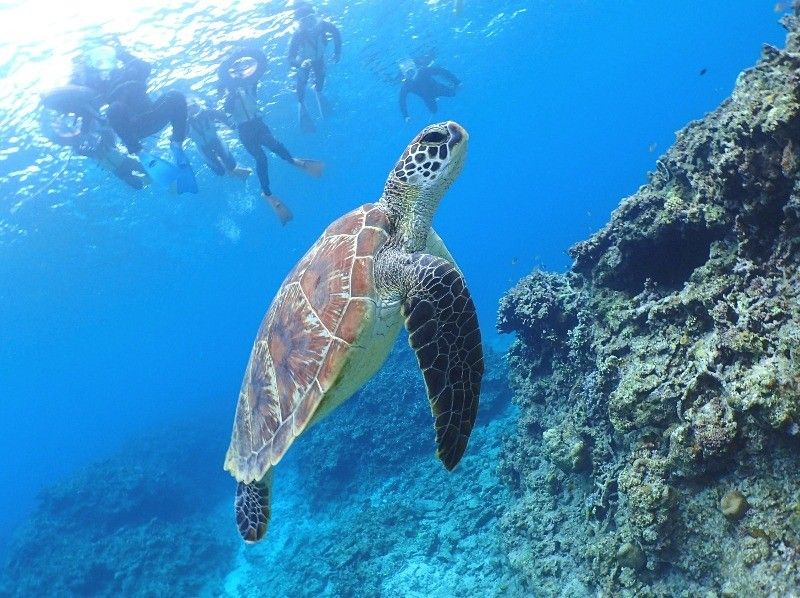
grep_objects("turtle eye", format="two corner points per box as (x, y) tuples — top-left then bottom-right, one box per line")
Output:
(420, 131), (447, 144)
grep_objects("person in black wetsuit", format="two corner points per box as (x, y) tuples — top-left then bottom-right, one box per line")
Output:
(288, 1), (342, 132)
(39, 105), (148, 189)
(218, 47), (324, 225)
(72, 43), (189, 157)
(398, 58), (461, 122)
(186, 96), (251, 180)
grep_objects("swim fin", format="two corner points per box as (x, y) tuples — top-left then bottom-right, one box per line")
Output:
(171, 144), (199, 194)
(138, 152), (180, 187)
(314, 89), (332, 119)
(262, 193), (293, 226)
(293, 158), (325, 178)
(298, 103), (316, 133)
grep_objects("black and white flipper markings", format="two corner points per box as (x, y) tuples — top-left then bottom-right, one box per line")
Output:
(400, 253), (484, 470)
(235, 472), (272, 543)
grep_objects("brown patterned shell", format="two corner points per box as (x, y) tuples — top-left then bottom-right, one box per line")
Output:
(224, 203), (392, 483)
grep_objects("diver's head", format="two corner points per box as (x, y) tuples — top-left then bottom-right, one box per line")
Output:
(293, 1), (316, 28)
(399, 58), (417, 82)
(86, 45), (118, 81)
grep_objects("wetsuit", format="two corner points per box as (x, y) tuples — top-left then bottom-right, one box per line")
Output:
(399, 65), (461, 119)
(288, 18), (342, 105)
(188, 108), (237, 175)
(73, 46), (188, 154)
(219, 49), (295, 196)
(55, 119), (146, 189)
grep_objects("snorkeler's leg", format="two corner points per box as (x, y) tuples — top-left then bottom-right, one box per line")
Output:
(137, 91), (188, 144)
(214, 139), (251, 179)
(210, 138), (239, 173)
(423, 94), (439, 114)
(257, 120), (294, 163)
(241, 122), (292, 224)
(296, 67), (310, 105)
(106, 102), (143, 154)
(200, 143), (226, 176)
(431, 81), (457, 98)
(312, 60), (332, 119)
(257, 120), (323, 178)
(296, 67), (315, 132)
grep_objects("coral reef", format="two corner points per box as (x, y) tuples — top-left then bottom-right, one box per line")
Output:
(1, 345), (520, 597)
(497, 14), (800, 597)
(0, 419), (238, 597)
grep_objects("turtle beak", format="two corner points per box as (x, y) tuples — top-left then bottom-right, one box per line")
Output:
(447, 121), (467, 149)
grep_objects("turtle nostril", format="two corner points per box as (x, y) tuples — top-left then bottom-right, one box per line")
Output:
(447, 123), (463, 146)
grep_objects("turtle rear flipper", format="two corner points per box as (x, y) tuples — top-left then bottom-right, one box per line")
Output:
(399, 252), (484, 470)
(235, 471), (273, 543)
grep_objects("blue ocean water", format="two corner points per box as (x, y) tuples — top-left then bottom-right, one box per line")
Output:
(0, 0), (786, 588)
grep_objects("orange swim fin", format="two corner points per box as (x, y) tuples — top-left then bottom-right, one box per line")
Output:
(293, 158), (325, 178)
(263, 193), (293, 226)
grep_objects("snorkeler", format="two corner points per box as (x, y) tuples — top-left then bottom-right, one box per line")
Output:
(186, 96), (251, 180)
(73, 41), (197, 194)
(218, 47), (325, 225)
(287, 1), (342, 132)
(39, 88), (148, 190)
(398, 58), (461, 122)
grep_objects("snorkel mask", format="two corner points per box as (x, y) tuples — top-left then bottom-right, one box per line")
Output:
(399, 59), (417, 81)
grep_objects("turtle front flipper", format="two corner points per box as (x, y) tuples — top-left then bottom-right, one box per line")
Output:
(397, 252), (484, 470)
(234, 470), (273, 543)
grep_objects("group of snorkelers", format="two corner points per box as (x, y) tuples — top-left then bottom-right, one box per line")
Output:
(38, 1), (462, 226)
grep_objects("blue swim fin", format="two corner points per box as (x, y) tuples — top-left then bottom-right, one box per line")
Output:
(138, 151), (180, 187)
(171, 144), (198, 194)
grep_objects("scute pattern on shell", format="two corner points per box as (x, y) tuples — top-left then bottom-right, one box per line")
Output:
(225, 203), (392, 483)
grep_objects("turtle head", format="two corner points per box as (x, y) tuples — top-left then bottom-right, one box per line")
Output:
(382, 121), (468, 250)
(388, 121), (468, 197)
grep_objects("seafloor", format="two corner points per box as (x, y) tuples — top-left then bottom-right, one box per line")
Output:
(4, 12), (800, 598)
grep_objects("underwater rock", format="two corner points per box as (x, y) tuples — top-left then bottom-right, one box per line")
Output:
(720, 489), (750, 520)
(498, 14), (800, 597)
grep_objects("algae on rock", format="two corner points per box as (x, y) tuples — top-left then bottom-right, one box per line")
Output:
(498, 14), (800, 597)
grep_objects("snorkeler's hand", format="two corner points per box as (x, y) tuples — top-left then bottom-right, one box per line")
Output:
(301, 59), (313, 69)
(332, 54), (341, 64)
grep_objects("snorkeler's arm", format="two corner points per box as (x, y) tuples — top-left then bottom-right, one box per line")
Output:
(322, 22), (342, 61)
(428, 66), (460, 86)
(288, 33), (303, 68)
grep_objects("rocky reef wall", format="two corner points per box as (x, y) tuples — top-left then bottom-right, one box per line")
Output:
(497, 15), (800, 597)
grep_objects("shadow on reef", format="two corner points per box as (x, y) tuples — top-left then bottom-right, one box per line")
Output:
(497, 14), (800, 598)
(0, 413), (237, 597)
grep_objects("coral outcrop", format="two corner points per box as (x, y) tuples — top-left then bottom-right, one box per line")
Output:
(498, 14), (800, 597)
(0, 420), (237, 597)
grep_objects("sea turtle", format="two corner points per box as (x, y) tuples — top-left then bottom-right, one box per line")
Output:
(224, 120), (483, 542)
